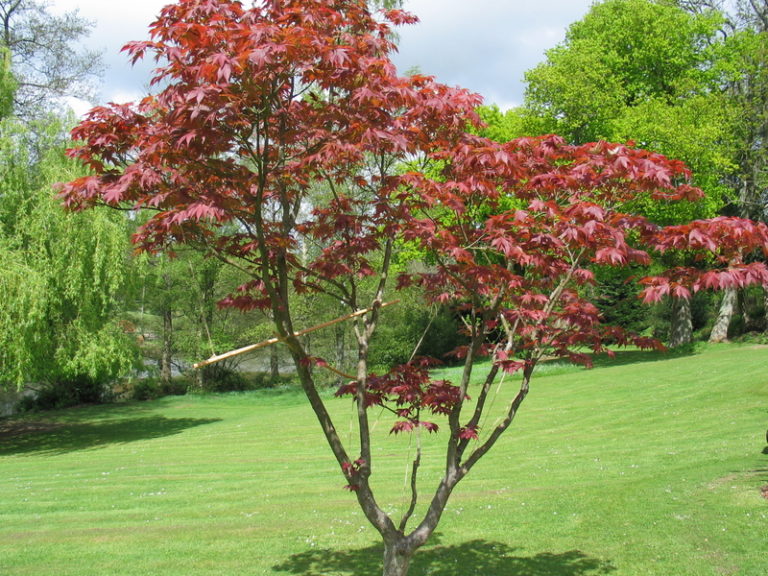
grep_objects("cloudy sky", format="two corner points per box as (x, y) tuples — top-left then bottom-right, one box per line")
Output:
(48, 0), (595, 113)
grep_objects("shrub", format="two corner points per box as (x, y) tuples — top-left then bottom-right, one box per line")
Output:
(19, 374), (111, 411)
(130, 379), (161, 401)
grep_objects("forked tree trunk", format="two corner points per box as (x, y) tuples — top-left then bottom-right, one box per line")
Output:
(669, 297), (693, 348)
(709, 288), (737, 343)
(383, 539), (414, 576)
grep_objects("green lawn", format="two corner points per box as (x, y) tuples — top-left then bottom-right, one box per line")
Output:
(1, 343), (767, 575)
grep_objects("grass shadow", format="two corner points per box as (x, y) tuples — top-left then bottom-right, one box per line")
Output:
(272, 539), (616, 576)
(530, 346), (700, 379)
(0, 414), (221, 455)
(589, 345), (698, 370)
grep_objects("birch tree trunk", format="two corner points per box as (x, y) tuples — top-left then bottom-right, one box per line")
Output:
(709, 288), (737, 343)
(669, 297), (693, 348)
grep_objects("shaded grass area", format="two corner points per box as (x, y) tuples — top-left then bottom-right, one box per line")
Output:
(0, 414), (221, 455)
(1, 344), (767, 575)
(274, 539), (616, 576)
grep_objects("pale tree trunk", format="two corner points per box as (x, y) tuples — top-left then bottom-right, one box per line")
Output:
(669, 297), (693, 348)
(709, 288), (737, 343)
(304, 333), (314, 378)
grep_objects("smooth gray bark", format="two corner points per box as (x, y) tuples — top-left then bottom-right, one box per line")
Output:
(709, 288), (737, 343)
(669, 297), (693, 348)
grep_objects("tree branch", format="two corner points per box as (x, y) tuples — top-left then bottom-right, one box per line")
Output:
(461, 363), (534, 474)
(398, 440), (422, 532)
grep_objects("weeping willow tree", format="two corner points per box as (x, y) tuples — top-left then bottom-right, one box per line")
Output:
(0, 62), (137, 396)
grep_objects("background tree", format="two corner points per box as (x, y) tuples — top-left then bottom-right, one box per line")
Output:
(130, 244), (267, 394)
(524, 0), (726, 142)
(0, 4), (135, 404)
(523, 0), (737, 346)
(60, 1), (768, 574)
(0, 0), (103, 119)
(673, 0), (768, 339)
(0, 115), (138, 400)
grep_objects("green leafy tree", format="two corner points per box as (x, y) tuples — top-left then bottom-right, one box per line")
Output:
(525, 0), (725, 142)
(673, 0), (768, 339)
(0, 3), (128, 403)
(523, 0), (735, 346)
(0, 114), (137, 397)
(474, 105), (528, 142)
(132, 246), (262, 392)
(0, 0), (102, 119)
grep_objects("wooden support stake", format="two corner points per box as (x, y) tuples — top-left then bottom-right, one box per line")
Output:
(193, 300), (399, 369)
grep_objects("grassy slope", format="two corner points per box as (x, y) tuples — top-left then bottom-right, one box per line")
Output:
(1, 344), (766, 576)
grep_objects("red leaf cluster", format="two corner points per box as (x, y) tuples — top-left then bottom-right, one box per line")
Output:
(336, 359), (464, 435)
(640, 218), (768, 303)
(340, 457), (367, 491)
(399, 134), (768, 370)
(60, 0), (482, 311)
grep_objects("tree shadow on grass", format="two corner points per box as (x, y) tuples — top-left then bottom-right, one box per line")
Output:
(272, 539), (616, 576)
(589, 345), (697, 370)
(0, 415), (221, 456)
(533, 346), (698, 377)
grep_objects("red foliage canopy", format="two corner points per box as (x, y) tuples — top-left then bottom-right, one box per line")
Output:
(59, 0), (768, 563)
(61, 0), (480, 288)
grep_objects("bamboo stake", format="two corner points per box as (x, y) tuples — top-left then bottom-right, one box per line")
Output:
(193, 300), (399, 369)
(319, 362), (357, 381)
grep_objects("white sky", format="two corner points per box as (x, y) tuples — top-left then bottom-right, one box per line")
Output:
(48, 0), (595, 114)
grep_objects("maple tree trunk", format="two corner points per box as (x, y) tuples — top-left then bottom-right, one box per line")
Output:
(709, 288), (737, 343)
(669, 297), (693, 348)
(382, 540), (413, 576)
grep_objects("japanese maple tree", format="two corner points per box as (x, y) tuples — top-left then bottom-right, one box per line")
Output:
(60, 1), (768, 575)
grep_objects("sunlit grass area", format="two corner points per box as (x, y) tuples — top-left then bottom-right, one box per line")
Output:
(1, 343), (767, 575)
